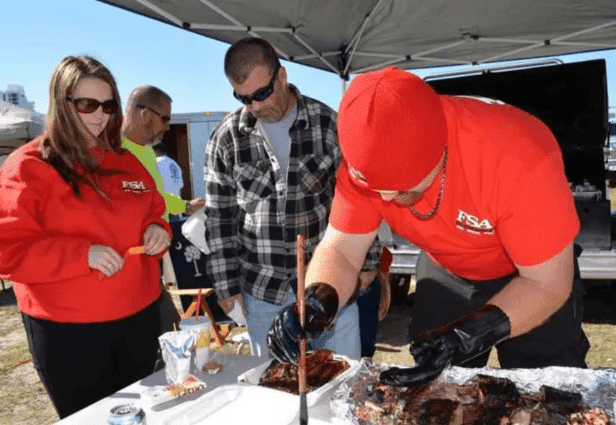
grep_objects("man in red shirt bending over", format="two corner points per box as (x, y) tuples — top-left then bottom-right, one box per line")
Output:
(267, 66), (589, 385)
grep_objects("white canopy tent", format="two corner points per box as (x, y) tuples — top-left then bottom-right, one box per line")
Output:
(96, 0), (616, 80)
(94, 0), (616, 280)
(0, 100), (45, 163)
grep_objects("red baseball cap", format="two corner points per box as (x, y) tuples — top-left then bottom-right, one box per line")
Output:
(338, 66), (447, 191)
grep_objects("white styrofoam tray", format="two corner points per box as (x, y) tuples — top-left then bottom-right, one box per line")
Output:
(237, 354), (360, 407)
(161, 384), (298, 425)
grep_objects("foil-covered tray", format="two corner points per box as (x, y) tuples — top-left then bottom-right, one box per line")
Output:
(331, 359), (616, 424)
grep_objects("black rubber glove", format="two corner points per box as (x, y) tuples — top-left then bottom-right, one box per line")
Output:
(267, 283), (339, 363)
(380, 304), (511, 386)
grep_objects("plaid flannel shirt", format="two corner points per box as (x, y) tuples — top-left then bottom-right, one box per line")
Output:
(203, 86), (380, 305)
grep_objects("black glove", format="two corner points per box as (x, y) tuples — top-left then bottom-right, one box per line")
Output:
(380, 304), (511, 386)
(267, 283), (339, 363)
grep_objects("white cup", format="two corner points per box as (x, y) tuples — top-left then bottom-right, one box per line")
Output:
(179, 317), (211, 345)
(179, 317), (211, 371)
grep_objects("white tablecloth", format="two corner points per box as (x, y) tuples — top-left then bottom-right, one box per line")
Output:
(55, 351), (351, 425)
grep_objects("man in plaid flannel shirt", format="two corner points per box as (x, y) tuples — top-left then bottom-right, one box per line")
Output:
(202, 37), (381, 357)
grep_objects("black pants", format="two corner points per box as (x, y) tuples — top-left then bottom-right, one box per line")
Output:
(408, 251), (590, 369)
(22, 302), (160, 419)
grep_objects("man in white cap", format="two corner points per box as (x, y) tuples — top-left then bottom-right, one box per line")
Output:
(268, 66), (588, 385)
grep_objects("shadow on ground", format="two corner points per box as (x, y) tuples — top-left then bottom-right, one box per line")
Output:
(375, 303), (412, 349)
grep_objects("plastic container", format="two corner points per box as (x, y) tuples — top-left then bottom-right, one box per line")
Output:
(237, 354), (360, 407)
(179, 316), (210, 349)
(160, 384), (297, 425)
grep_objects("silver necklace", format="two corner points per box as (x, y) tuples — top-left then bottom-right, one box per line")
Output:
(408, 146), (448, 220)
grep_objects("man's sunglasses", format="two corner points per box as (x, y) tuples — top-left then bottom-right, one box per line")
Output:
(137, 104), (171, 124)
(233, 66), (280, 105)
(68, 97), (118, 114)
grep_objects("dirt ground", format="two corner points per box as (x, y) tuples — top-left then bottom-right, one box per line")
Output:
(0, 285), (58, 425)
(2, 278), (616, 425)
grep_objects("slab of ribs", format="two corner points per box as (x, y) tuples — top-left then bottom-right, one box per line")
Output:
(349, 372), (611, 425)
(258, 349), (350, 395)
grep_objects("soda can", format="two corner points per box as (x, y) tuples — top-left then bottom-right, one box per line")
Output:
(108, 404), (146, 425)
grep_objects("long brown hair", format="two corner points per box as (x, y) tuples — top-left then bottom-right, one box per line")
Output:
(40, 55), (123, 197)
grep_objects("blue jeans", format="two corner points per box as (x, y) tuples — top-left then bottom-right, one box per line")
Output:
(242, 291), (361, 359)
(357, 279), (381, 358)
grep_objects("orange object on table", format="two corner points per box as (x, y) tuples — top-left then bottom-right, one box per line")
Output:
(127, 245), (146, 255)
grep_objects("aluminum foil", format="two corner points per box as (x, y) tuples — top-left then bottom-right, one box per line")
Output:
(158, 329), (199, 384)
(331, 359), (616, 424)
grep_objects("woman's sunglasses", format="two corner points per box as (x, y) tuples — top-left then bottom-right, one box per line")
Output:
(67, 97), (118, 115)
(233, 66), (280, 105)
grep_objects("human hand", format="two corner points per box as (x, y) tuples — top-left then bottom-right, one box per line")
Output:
(218, 294), (243, 315)
(143, 224), (171, 255)
(185, 198), (205, 215)
(379, 304), (511, 386)
(88, 244), (124, 277)
(267, 283), (339, 363)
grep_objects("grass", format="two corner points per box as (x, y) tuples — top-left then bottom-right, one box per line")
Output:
(584, 323), (616, 366)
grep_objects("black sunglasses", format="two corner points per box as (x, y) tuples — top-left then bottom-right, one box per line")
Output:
(68, 97), (118, 114)
(233, 66), (280, 105)
(137, 104), (171, 124)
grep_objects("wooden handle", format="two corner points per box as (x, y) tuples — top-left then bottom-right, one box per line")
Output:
(195, 288), (202, 321)
(296, 234), (307, 396)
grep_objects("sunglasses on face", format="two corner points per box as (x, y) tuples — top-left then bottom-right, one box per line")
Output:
(233, 66), (280, 105)
(137, 104), (171, 124)
(67, 97), (118, 114)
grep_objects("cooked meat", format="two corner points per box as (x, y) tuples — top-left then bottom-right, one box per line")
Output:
(258, 349), (349, 395)
(349, 371), (610, 425)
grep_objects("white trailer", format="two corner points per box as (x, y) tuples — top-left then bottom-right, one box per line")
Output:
(160, 111), (228, 199)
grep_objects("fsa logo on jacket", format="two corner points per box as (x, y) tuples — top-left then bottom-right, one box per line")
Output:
(122, 180), (151, 194)
(348, 165), (369, 187)
(456, 210), (495, 235)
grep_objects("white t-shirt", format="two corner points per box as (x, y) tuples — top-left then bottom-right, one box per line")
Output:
(156, 155), (184, 197)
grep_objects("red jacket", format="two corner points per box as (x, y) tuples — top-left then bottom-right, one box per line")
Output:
(0, 138), (171, 322)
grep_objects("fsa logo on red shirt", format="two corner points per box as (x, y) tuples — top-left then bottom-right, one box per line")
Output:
(456, 210), (494, 235)
(122, 180), (150, 194)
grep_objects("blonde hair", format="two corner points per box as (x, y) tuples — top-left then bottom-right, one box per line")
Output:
(41, 55), (123, 197)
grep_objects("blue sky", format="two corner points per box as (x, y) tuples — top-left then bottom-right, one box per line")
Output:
(3, 0), (616, 115)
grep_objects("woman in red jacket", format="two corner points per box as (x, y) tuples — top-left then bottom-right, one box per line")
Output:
(0, 55), (172, 418)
